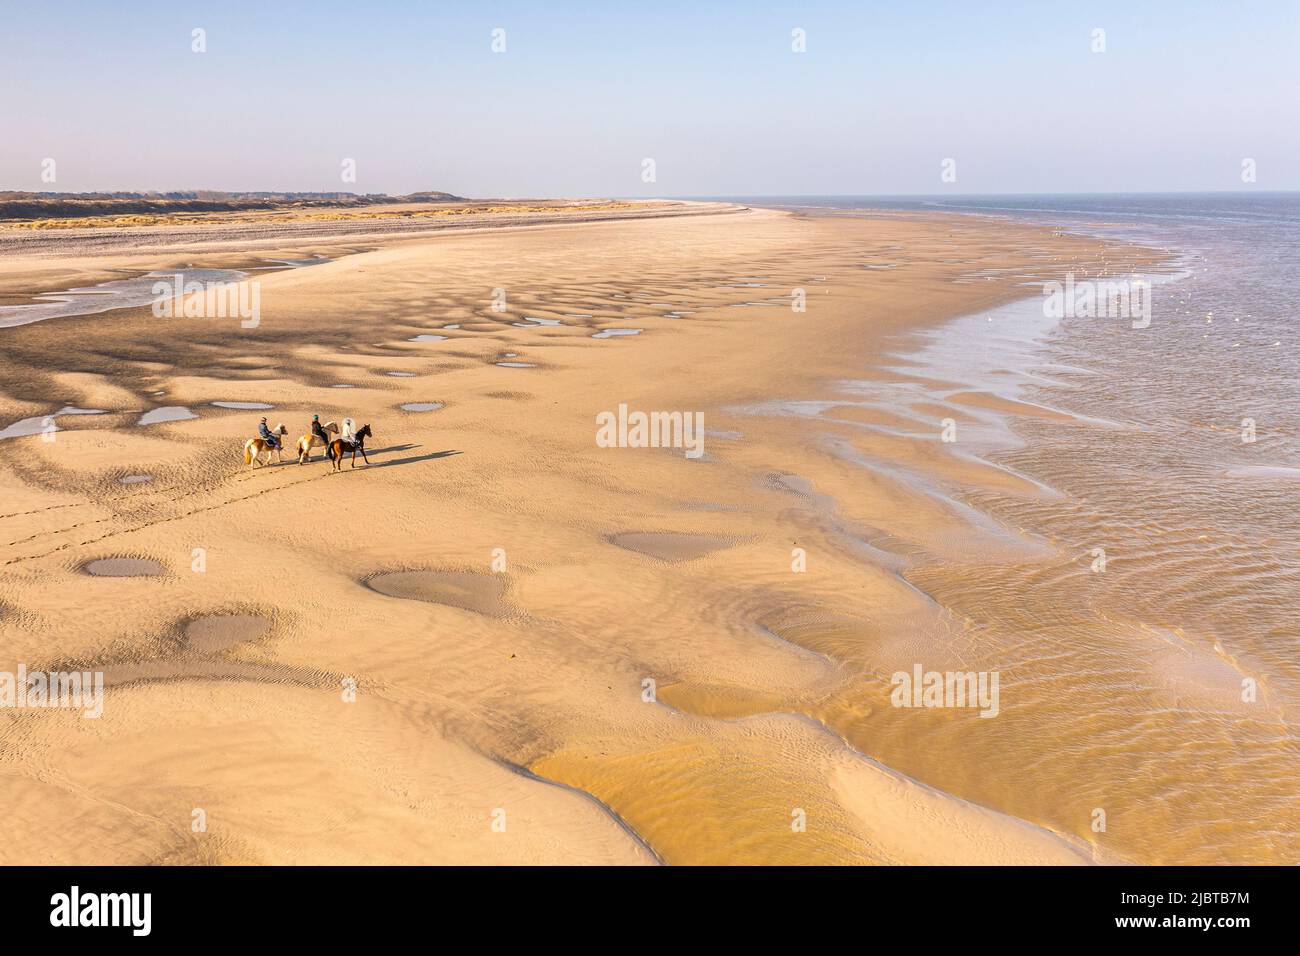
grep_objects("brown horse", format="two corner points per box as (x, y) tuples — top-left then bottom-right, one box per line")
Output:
(243, 424), (288, 469)
(296, 420), (339, 464)
(328, 423), (372, 472)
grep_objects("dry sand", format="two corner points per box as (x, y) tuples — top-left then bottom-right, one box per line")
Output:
(0, 202), (1166, 864)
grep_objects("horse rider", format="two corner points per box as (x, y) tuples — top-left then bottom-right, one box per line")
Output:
(311, 414), (333, 460)
(257, 416), (279, 450)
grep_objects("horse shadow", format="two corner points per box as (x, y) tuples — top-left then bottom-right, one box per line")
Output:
(369, 447), (461, 468)
(259, 443), (459, 471)
(330, 445), (462, 471)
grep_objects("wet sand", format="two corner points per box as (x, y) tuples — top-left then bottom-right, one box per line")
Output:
(0, 203), (1204, 865)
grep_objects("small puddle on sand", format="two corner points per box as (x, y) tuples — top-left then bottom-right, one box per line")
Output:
(256, 255), (330, 269)
(184, 614), (271, 654)
(514, 317), (562, 327)
(0, 406), (106, 440)
(657, 682), (790, 719)
(0, 268), (249, 328)
(103, 613), (313, 689)
(1225, 465), (1300, 481)
(366, 570), (511, 617)
(83, 557), (167, 577)
(609, 532), (737, 561)
(137, 406), (197, 426)
(496, 362), (536, 368)
(329, 384), (356, 389)
(119, 474), (152, 485)
(399, 402), (444, 412)
(211, 401), (274, 410)
(385, 371), (416, 377)
(592, 328), (643, 339)
(407, 335), (447, 342)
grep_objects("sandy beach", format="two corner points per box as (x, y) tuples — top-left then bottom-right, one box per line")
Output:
(3, 200), (1257, 866)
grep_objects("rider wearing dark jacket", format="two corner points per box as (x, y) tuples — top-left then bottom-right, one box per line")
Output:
(311, 415), (333, 460)
(258, 417), (278, 449)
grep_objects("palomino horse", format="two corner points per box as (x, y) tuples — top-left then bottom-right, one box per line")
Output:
(296, 420), (339, 464)
(328, 423), (372, 472)
(243, 424), (288, 469)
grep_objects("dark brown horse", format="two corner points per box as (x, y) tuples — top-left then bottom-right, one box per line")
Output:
(328, 423), (372, 471)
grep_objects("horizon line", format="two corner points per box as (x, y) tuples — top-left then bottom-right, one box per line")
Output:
(6, 188), (1299, 200)
(666, 189), (1300, 199)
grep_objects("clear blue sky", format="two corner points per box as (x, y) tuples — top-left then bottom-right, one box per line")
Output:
(2, 0), (1297, 197)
